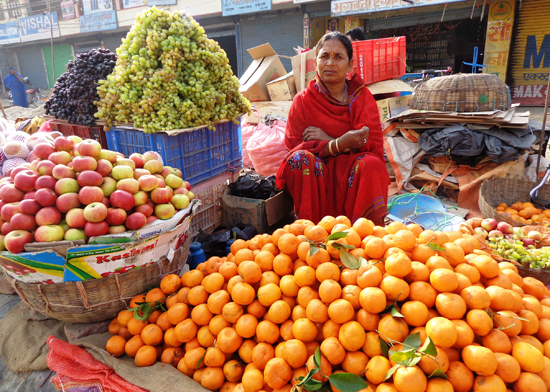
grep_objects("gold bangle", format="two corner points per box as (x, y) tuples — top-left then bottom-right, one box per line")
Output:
(328, 140), (335, 156)
(335, 138), (341, 154)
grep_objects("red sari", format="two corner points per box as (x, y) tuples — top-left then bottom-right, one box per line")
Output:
(276, 74), (389, 225)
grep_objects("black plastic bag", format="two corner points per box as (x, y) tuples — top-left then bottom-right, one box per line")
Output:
(228, 170), (279, 200)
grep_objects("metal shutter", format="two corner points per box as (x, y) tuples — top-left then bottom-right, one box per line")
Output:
(241, 9), (303, 73)
(16, 46), (49, 89)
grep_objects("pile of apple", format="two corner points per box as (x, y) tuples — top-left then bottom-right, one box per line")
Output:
(0, 135), (195, 254)
(467, 217), (542, 247)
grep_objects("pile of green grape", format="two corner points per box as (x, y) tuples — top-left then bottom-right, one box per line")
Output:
(94, 7), (251, 133)
(487, 236), (550, 269)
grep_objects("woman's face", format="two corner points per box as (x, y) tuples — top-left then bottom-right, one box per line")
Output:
(315, 39), (352, 85)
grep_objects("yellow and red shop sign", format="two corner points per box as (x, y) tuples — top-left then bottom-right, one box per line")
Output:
(510, 0), (550, 105)
(483, 0), (515, 82)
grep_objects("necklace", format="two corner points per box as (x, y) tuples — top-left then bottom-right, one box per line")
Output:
(339, 82), (349, 104)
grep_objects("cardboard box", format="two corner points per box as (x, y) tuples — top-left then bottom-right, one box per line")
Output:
(239, 43), (287, 102)
(292, 47), (317, 92)
(377, 95), (413, 129)
(222, 189), (294, 233)
(267, 72), (296, 101)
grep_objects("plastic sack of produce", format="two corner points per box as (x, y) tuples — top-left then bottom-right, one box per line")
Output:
(47, 336), (147, 392)
(246, 119), (288, 177)
(241, 110), (263, 168)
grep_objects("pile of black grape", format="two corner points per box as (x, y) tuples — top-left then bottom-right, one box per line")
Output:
(45, 49), (117, 126)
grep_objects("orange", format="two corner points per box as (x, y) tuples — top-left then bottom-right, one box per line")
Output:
(306, 299), (329, 323)
(318, 279), (342, 304)
(278, 233), (300, 255)
(514, 372), (547, 392)
(306, 353), (333, 382)
(181, 270), (204, 287)
(435, 293), (467, 320)
(512, 341), (544, 373)
(264, 358), (292, 389)
(273, 254), (293, 276)
(191, 304), (214, 326)
(357, 311), (380, 333)
(462, 345), (497, 376)
(242, 368), (264, 392)
(401, 300), (429, 327)
(164, 327), (183, 348)
(359, 287), (386, 314)
(393, 365), (427, 392)
(234, 314), (258, 339)
(518, 309), (539, 335)
(219, 262), (239, 281)
(316, 262), (341, 282)
(353, 218), (374, 238)
(238, 261), (262, 285)
(340, 351), (368, 376)
(145, 288), (166, 305)
(224, 360), (244, 382)
(437, 242), (465, 267)
(446, 361), (474, 392)
(222, 302), (244, 324)
(201, 367), (225, 391)
(230, 239), (248, 255)
(404, 261), (430, 283)
(386, 221), (407, 235)
(339, 321), (366, 351)
(465, 309), (493, 337)
(419, 346), (449, 375)
(409, 281), (437, 308)
(493, 353), (521, 383)
(470, 255), (499, 279)
(205, 256), (223, 275)
(460, 286), (491, 310)
(297, 286), (320, 308)
(380, 276), (410, 301)
(291, 305), (307, 322)
(234, 248), (256, 266)
(365, 355), (391, 384)
(238, 339), (257, 363)
(425, 317), (457, 348)
(160, 347), (184, 367)
(175, 319), (198, 343)
(141, 324), (163, 346)
(269, 300), (292, 324)
(294, 266), (317, 287)
(429, 268), (458, 292)
(340, 269), (358, 286)
(279, 275), (300, 297)
(257, 283), (282, 307)
(129, 295), (146, 309)
(385, 251), (413, 278)
(292, 318), (318, 342)
(320, 336), (346, 366)
(455, 263), (481, 284)
(134, 345), (157, 367)
(188, 286), (209, 306)
(106, 335), (126, 357)
(217, 327), (243, 354)
(411, 244), (437, 263)
(232, 282), (256, 306)
(125, 335), (145, 357)
(127, 317), (149, 336)
(425, 256), (452, 272)
(118, 310), (134, 328)
(493, 310), (522, 337)
(378, 314), (409, 343)
(357, 264), (383, 288)
(326, 238), (348, 259)
(252, 342), (275, 370)
(452, 319), (475, 349)
(282, 339), (308, 369)
(341, 285), (361, 310)
(256, 320), (280, 344)
(206, 290), (231, 315)
(155, 312), (173, 332)
(328, 299), (354, 324)
(305, 225), (329, 242)
(166, 303), (189, 325)
(425, 378), (453, 392)
(364, 237), (387, 259)
(393, 230), (417, 252)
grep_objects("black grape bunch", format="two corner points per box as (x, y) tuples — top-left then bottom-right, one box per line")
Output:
(45, 49), (117, 126)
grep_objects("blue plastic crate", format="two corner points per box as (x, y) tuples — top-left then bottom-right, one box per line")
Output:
(105, 121), (242, 185)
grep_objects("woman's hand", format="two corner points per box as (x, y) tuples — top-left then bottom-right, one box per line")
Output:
(338, 127), (369, 151)
(303, 126), (333, 142)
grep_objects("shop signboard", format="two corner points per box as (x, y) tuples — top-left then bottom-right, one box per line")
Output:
(0, 22), (20, 45)
(83, 0), (114, 14)
(148, 0), (177, 5)
(80, 10), (118, 32)
(18, 12), (60, 42)
(222, 0), (271, 16)
(61, 0), (76, 20)
(123, 0), (144, 9)
(510, 0), (549, 105)
(331, 0), (466, 16)
(484, 0), (515, 82)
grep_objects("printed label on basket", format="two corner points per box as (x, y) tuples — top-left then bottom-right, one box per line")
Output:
(0, 251), (66, 284)
(64, 216), (191, 281)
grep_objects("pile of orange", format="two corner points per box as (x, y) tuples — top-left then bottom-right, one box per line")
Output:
(105, 216), (550, 392)
(496, 201), (550, 226)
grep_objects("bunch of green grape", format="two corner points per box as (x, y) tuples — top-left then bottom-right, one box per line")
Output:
(94, 7), (251, 133)
(487, 236), (550, 268)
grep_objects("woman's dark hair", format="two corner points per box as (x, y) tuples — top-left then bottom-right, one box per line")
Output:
(346, 27), (366, 41)
(317, 32), (353, 62)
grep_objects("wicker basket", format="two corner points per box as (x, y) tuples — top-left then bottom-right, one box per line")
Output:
(2, 227), (192, 324)
(410, 73), (512, 112)
(513, 263), (550, 286)
(479, 177), (550, 227)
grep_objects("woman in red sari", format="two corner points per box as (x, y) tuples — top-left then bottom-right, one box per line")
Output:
(276, 32), (389, 226)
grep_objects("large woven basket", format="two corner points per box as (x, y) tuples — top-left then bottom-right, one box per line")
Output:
(410, 73), (512, 112)
(514, 263), (550, 286)
(479, 177), (550, 227)
(3, 235), (191, 323)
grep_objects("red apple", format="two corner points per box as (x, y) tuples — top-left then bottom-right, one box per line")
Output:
(100, 177), (117, 197)
(154, 203), (175, 220)
(78, 140), (102, 158)
(144, 160), (163, 174)
(54, 136), (75, 152)
(110, 190), (135, 210)
(19, 199), (40, 215)
(138, 175), (159, 192)
(106, 208), (127, 226)
(10, 213), (37, 231)
(101, 197), (110, 208)
(146, 216), (159, 224)
(160, 167), (173, 179)
(98, 150), (118, 164)
(109, 225), (127, 234)
(184, 181), (192, 191)
(37, 160), (56, 176)
(84, 221), (110, 237)
(56, 193), (82, 213)
(96, 159), (113, 177)
(1, 203), (20, 222)
(36, 207), (62, 226)
(115, 158), (136, 170)
(28, 154), (38, 166)
(33, 144), (56, 160)
(52, 164), (76, 180)
(143, 152), (160, 162)
(35, 175), (57, 190)
(171, 168), (183, 178)
(72, 156), (98, 172)
(151, 187), (173, 204)
(83, 202), (108, 223)
(66, 208), (86, 229)
(116, 178), (139, 194)
(125, 212), (147, 230)
(55, 178), (80, 195)
(174, 187), (189, 196)
(129, 153), (146, 168)
(157, 178), (166, 188)
(34, 225), (65, 242)
(35, 188), (58, 207)
(1, 222), (13, 235)
(14, 170), (38, 192)
(48, 151), (72, 165)
(77, 171), (103, 187)
(10, 166), (31, 181)
(79, 186), (104, 205)
(135, 203), (153, 217)
(0, 184), (24, 202)
(4, 230), (33, 253)
(23, 191), (36, 200)
(133, 191), (148, 206)
(134, 169), (151, 180)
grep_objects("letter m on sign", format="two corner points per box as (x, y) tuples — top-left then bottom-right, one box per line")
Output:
(524, 35), (550, 69)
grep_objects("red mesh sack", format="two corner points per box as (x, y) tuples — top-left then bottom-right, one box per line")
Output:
(246, 119), (288, 177)
(47, 336), (147, 392)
